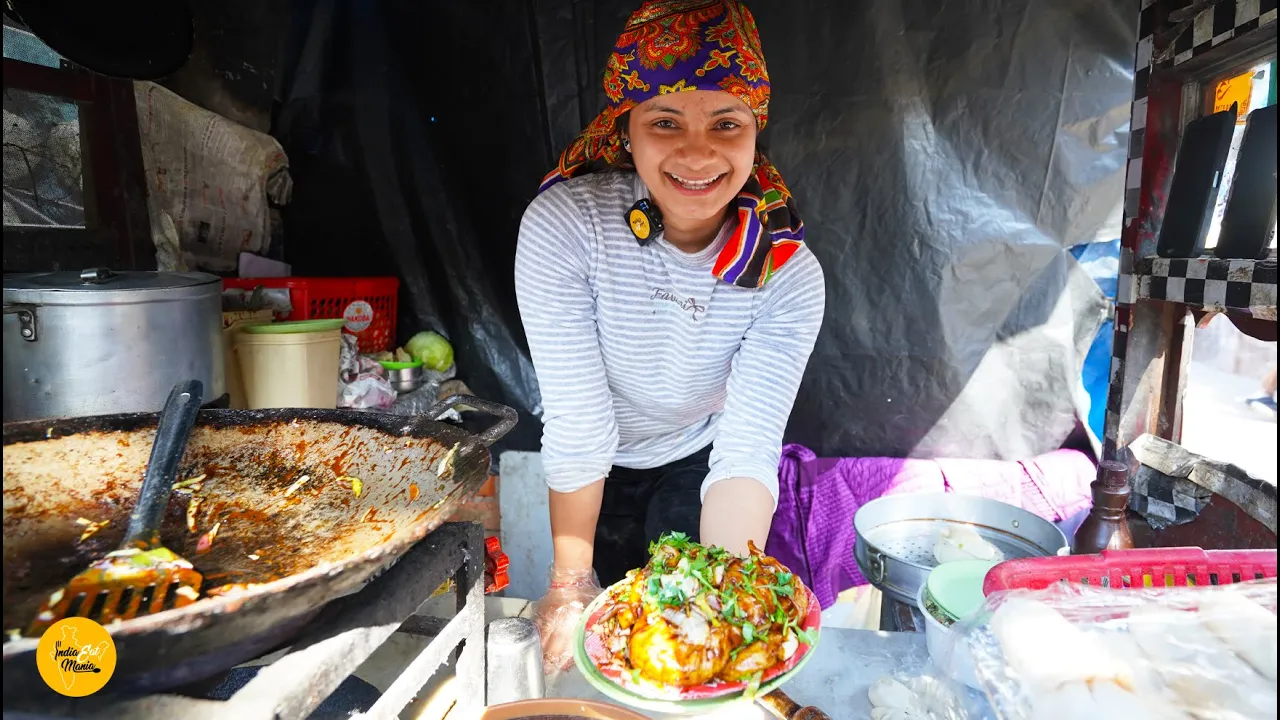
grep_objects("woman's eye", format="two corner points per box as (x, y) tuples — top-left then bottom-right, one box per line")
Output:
(654, 119), (678, 129)
(716, 121), (740, 131)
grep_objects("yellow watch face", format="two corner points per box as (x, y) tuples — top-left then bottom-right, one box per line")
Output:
(628, 208), (651, 240)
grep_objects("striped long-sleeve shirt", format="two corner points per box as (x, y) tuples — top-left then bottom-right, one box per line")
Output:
(514, 171), (825, 504)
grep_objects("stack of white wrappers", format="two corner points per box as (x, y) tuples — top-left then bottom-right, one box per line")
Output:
(866, 578), (1277, 719)
(965, 578), (1277, 719)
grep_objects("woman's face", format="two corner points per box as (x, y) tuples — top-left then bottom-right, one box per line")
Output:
(625, 90), (758, 229)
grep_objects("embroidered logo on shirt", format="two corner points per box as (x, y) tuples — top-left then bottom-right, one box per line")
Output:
(651, 288), (706, 321)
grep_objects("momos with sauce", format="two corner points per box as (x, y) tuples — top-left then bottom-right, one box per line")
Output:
(589, 533), (813, 688)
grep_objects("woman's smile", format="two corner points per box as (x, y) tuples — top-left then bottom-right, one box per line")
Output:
(665, 171), (728, 195)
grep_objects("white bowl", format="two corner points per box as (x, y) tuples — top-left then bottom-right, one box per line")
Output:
(916, 582), (982, 690)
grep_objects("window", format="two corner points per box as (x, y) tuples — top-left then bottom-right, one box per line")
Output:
(1202, 58), (1277, 251)
(2, 18), (151, 271)
(1185, 314), (1277, 484)
(1182, 58), (1278, 482)
(3, 87), (87, 227)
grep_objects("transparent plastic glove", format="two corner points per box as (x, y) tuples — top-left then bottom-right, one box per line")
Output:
(531, 566), (602, 676)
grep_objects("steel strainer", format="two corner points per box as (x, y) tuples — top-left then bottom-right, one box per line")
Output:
(853, 493), (1068, 605)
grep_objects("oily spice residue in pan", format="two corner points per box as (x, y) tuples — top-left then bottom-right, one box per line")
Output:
(2, 418), (475, 636)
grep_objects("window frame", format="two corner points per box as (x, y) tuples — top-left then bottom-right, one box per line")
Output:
(2, 55), (153, 272)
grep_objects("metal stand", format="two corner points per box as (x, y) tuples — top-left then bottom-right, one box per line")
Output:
(2, 522), (487, 720)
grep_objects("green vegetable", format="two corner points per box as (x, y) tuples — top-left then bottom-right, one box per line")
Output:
(404, 331), (454, 372)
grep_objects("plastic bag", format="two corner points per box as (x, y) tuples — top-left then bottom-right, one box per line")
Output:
(531, 566), (602, 676)
(950, 578), (1278, 720)
(388, 379), (444, 416)
(339, 375), (397, 409)
(337, 335), (396, 409)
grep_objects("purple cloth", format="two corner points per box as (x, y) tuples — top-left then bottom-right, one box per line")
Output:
(765, 444), (1096, 609)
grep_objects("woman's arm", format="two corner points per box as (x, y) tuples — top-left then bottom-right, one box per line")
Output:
(515, 185), (618, 573)
(700, 249), (826, 554)
(548, 481), (606, 571)
(701, 478), (776, 555)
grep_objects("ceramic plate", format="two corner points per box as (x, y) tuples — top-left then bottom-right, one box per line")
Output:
(573, 578), (822, 715)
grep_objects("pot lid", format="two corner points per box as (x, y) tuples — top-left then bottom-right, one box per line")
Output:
(5, 268), (218, 292)
(4, 268), (221, 305)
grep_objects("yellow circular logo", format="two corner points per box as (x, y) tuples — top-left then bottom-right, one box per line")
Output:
(36, 617), (117, 697)
(628, 208), (651, 240)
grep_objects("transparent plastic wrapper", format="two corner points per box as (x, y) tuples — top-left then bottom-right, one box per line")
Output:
(865, 673), (993, 720)
(337, 335), (396, 409)
(531, 566), (601, 676)
(339, 376), (396, 409)
(945, 578), (1278, 720)
(339, 333), (362, 380)
(388, 378), (443, 416)
(387, 364), (461, 418)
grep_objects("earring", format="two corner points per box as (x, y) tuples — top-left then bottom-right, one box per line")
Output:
(622, 138), (631, 152)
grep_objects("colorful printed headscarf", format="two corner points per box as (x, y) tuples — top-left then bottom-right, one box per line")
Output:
(537, 0), (805, 289)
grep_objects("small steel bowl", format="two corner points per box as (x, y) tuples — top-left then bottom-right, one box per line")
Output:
(386, 365), (423, 394)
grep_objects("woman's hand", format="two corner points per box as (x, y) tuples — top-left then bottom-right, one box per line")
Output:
(531, 565), (602, 675)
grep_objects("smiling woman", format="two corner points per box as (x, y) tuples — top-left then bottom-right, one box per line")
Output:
(515, 0), (826, 675)
(623, 92), (757, 252)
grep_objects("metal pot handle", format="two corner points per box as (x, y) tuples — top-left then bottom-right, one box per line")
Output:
(79, 267), (115, 284)
(424, 394), (518, 447)
(867, 550), (886, 585)
(2, 303), (38, 341)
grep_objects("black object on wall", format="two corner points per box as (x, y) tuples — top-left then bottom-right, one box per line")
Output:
(1156, 104), (1237, 259)
(4, 0), (193, 80)
(273, 0), (1133, 461)
(1215, 104), (1278, 260)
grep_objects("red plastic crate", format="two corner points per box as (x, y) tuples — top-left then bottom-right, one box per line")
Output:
(983, 547), (1278, 595)
(223, 277), (399, 353)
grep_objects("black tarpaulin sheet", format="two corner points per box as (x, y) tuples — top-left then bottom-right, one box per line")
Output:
(274, 0), (1133, 460)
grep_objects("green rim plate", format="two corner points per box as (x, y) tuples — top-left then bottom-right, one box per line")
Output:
(926, 560), (996, 622)
(241, 318), (346, 334)
(571, 579), (820, 716)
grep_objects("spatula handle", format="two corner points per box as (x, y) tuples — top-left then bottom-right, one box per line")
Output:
(123, 380), (203, 549)
(758, 689), (833, 720)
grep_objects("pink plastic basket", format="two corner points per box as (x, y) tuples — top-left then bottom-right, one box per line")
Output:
(983, 547), (1278, 596)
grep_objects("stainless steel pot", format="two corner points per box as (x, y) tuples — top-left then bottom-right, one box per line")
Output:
(853, 493), (1068, 605)
(2, 267), (225, 422)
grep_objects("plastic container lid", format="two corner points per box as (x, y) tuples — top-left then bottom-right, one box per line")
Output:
(925, 560), (997, 622)
(241, 319), (346, 334)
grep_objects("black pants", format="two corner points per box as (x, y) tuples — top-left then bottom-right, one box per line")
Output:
(593, 446), (710, 587)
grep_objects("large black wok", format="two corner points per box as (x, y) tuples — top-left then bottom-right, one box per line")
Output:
(2, 395), (515, 700)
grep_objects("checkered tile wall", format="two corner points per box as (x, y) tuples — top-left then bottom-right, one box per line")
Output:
(1138, 257), (1278, 317)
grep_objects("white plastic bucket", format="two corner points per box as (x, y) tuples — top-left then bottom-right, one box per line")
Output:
(917, 582), (982, 690)
(235, 329), (342, 409)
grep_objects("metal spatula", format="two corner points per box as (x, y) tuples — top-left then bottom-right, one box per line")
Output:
(28, 381), (206, 635)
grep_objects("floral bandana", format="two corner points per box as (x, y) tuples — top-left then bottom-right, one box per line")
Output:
(537, 0), (805, 289)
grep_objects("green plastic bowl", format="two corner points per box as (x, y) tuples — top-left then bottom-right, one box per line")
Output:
(378, 360), (423, 370)
(241, 319), (346, 334)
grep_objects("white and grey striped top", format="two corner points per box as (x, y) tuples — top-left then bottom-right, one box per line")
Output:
(514, 171), (825, 504)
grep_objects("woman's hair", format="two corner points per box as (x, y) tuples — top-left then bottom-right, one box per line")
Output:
(610, 111), (636, 171)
